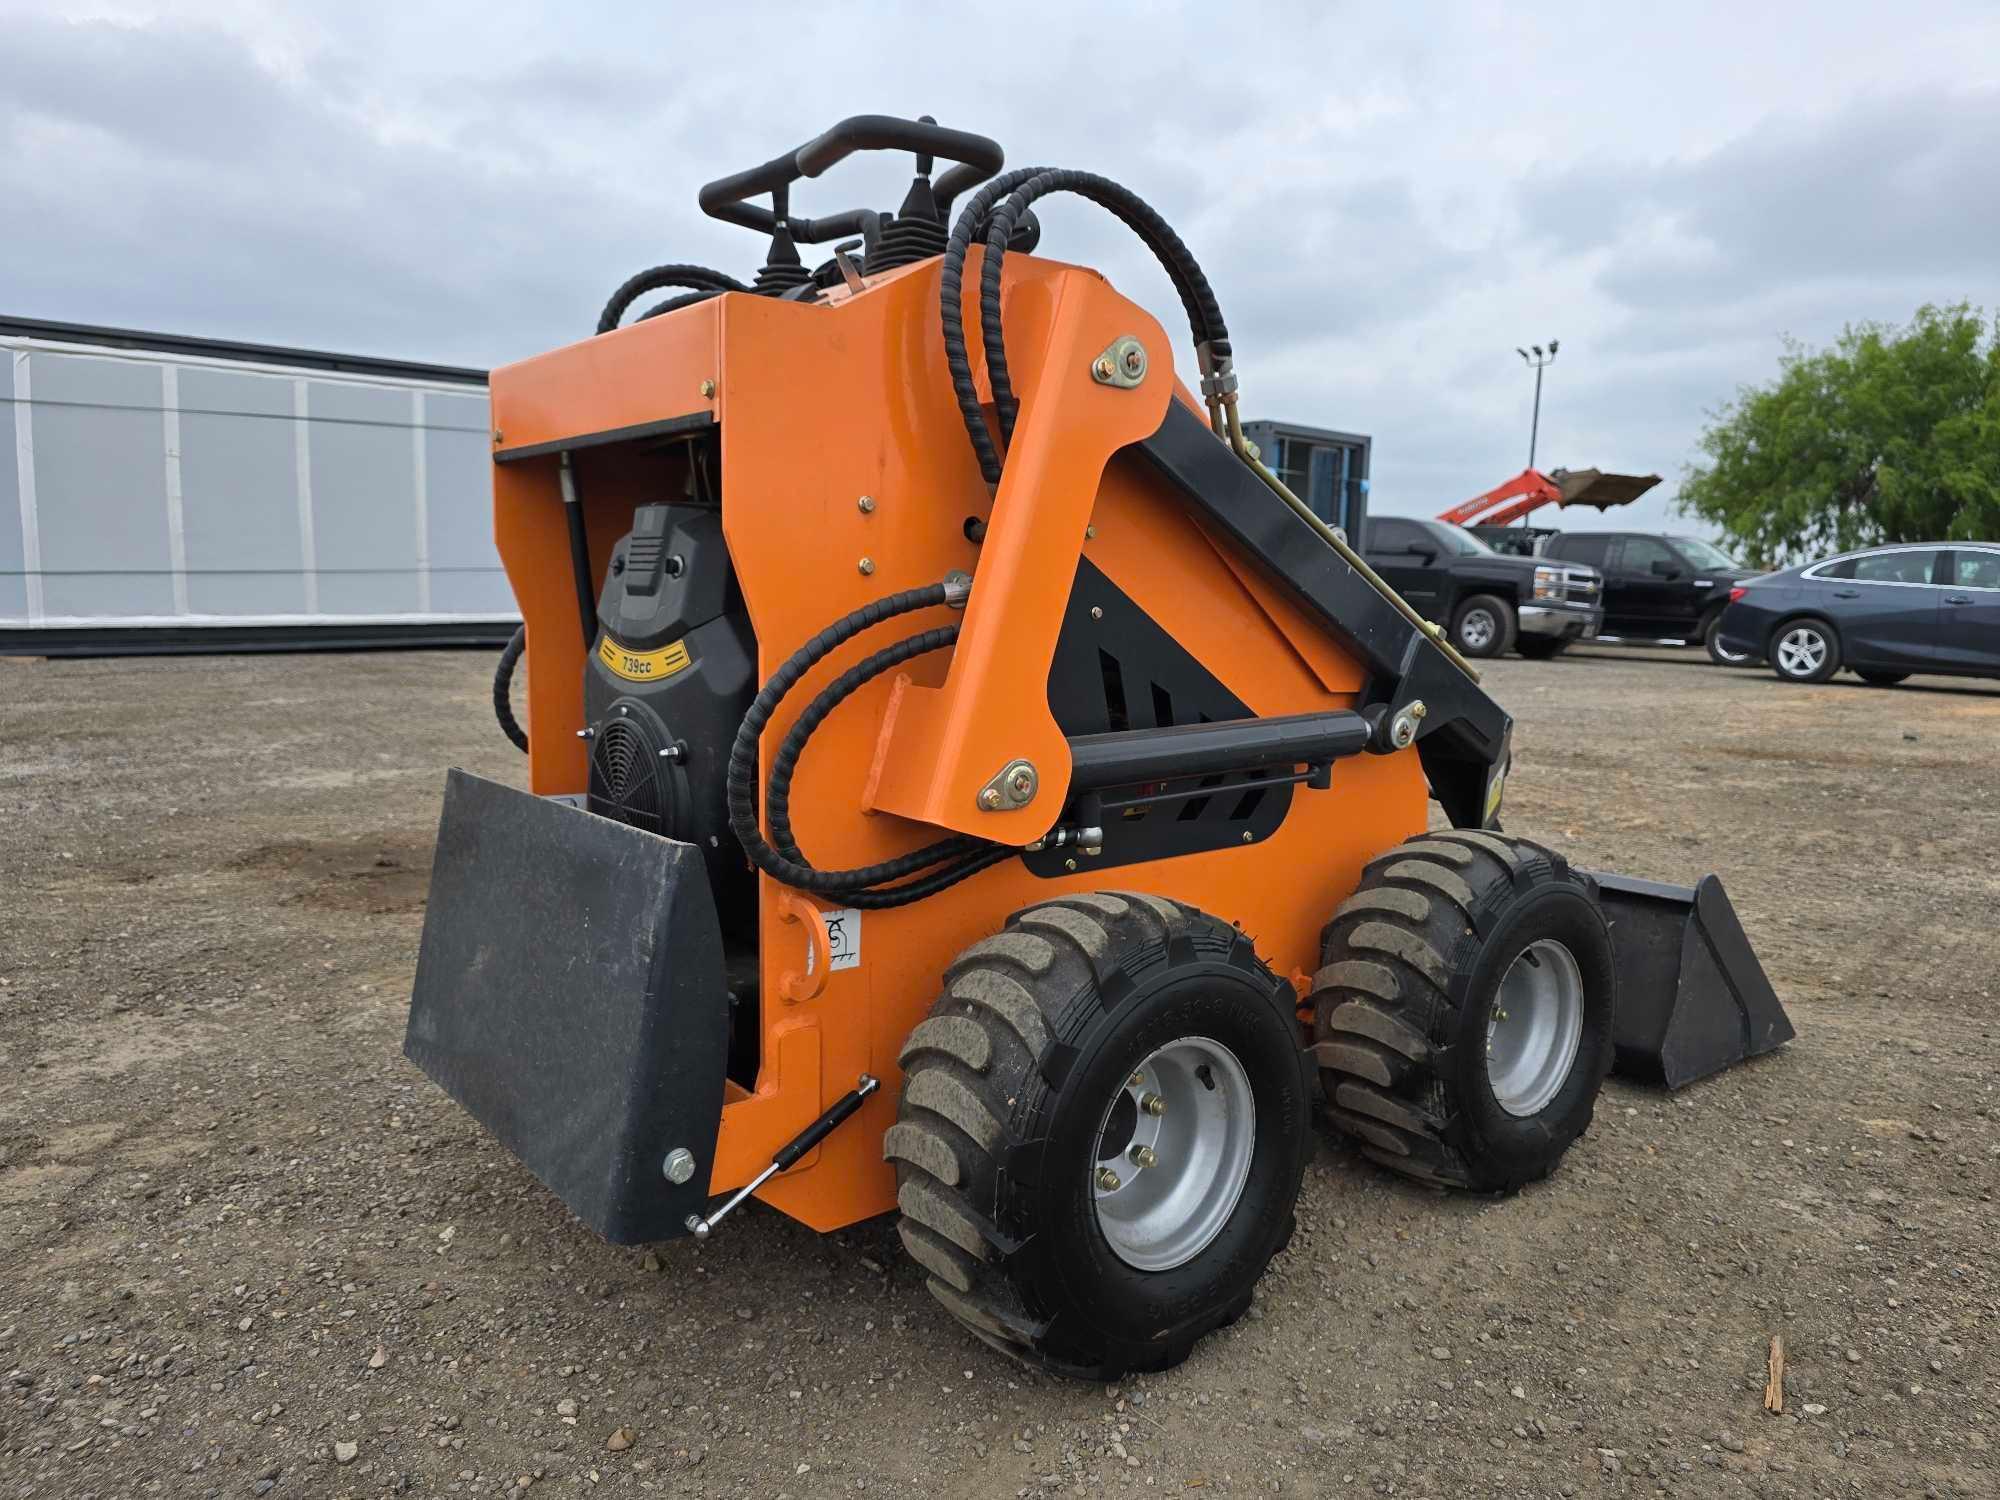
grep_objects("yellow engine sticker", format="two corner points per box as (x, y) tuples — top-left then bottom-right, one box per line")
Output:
(598, 636), (692, 683)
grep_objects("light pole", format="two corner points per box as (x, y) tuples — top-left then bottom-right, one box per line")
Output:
(1515, 340), (1558, 471)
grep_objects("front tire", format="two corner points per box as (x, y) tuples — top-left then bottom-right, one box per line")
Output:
(1451, 594), (1516, 659)
(1308, 832), (1615, 1192)
(888, 893), (1311, 1377)
(1702, 610), (1755, 666)
(1770, 618), (1840, 683)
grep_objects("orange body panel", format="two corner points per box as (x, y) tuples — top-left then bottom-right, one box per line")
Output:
(485, 250), (1427, 1234)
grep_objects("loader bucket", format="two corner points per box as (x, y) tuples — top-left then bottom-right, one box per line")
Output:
(1554, 468), (1661, 510)
(1592, 872), (1795, 1089)
(404, 769), (731, 1243)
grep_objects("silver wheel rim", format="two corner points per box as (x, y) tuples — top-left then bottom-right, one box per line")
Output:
(1775, 626), (1826, 677)
(1091, 1036), (1256, 1272)
(1460, 609), (1497, 650)
(1486, 940), (1585, 1117)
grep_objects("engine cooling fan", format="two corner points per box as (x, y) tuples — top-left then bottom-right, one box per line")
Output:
(587, 701), (684, 838)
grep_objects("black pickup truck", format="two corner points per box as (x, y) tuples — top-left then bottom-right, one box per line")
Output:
(1540, 531), (1760, 664)
(1363, 517), (1604, 658)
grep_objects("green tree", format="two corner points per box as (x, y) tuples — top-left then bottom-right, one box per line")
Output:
(1679, 303), (2000, 566)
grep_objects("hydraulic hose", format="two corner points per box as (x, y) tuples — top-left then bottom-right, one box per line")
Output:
(493, 626), (528, 753)
(939, 168), (1230, 482)
(726, 581), (1007, 907)
(596, 263), (751, 334)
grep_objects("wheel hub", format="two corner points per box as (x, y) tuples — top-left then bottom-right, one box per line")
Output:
(1485, 939), (1585, 1117)
(1461, 609), (1496, 649)
(1776, 627), (1826, 676)
(1091, 1036), (1256, 1272)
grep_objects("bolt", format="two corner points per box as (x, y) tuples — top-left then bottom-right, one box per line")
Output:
(1096, 1167), (1122, 1192)
(1008, 770), (1034, 797)
(1085, 524), (1097, 539)
(857, 495), (876, 514)
(1128, 1144), (1158, 1169)
(1410, 700), (1429, 720)
(858, 557), (875, 575)
(1093, 356), (1116, 381)
(662, 1148), (696, 1184)
(1141, 1093), (1166, 1117)
(1241, 830), (1254, 843)
(1122, 346), (1145, 375)
(1090, 606), (1103, 620)
(979, 787), (1004, 811)
(699, 379), (716, 398)
(1129, 1071), (1145, 1087)
(575, 727), (595, 740)
(1064, 857), (1077, 871)
(491, 429), (505, 444)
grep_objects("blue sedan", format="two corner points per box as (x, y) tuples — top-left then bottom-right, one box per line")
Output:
(1715, 542), (2000, 685)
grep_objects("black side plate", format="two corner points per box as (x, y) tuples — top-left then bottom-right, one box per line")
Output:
(1594, 871), (1796, 1089)
(405, 769), (730, 1243)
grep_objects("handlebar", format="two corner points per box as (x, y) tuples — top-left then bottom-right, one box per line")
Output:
(697, 113), (1004, 241)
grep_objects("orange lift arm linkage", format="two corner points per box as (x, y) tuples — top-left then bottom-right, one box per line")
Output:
(1436, 467), (1563, 528)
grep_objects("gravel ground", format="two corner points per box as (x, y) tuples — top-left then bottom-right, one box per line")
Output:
(1, 641), (1995, 1500)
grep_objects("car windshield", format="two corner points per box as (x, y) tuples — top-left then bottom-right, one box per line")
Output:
(1671, 536), (1741, 570)
(1434, 523), (1494, 557)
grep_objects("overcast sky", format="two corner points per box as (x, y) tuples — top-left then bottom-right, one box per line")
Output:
(5, 1), (1997, 537)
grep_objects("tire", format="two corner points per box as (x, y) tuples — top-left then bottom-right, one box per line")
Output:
(1855, 669), (1909, 686)
(887, 892), (1312, 1378)
(1308, 831), (1615, 1193)
(1450, 594), (1516, 659)
(1769, 617), (1840, 683)
(1702, 610), (1755, 667)
(1515, 636), (1570, 660)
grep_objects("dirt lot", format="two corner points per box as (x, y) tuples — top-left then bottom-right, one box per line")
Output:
(1, 642), (1995, 1500)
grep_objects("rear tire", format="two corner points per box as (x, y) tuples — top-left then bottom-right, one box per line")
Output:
(888, 893), (1311, 1377)
(1515, 636), (1570, 660)
(1770, 618), (1840, 683)
(1450, 594), (1516, 659)
(1702, 610), (1755, 667)
(1855, 669), (1909, 686)
(1308, 832), (1615, 1192)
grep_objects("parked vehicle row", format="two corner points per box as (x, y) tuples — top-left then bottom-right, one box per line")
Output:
(1363, 518), (1999, 688)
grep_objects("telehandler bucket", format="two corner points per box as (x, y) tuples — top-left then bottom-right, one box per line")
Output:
(1595, 872), (1795, 1088)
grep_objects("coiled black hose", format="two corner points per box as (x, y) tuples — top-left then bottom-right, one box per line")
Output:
(597, 264), (750, 334)
(726, 583), (1006, 907)
(938, 168), (1230, 481)
(493, 626), (528, 753)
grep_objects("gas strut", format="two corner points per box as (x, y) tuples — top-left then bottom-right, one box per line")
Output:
(685, 1074), (880, 1239)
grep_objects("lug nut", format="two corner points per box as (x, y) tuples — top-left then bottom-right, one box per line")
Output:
(1128, 1071), (1145, 1088)
(1096, 1167), (1122, 1192)
(1128, 1144), (1158, 1169)
(1141, 1093), (1166, 1117)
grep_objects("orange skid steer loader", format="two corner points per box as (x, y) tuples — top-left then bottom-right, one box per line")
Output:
(406, 116), (1792, 1377)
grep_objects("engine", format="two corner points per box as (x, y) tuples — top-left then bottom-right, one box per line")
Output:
(584, 502), (756, 929)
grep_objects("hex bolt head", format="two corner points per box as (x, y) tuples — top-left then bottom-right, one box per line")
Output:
(857, 557), (875, 575)
(857, 495), (876, 514)
(1128, 1144), (1158, 1169)
(1141, 1093), (1166, 1117)
(979, 787), (1004, 811)
(1008, 769), (1034, 797)
(1128, 1071), (1146, 1087)
(1093, 356), (1117, 381)
(662, 1148), (696, 1184)
(1122, 346), (1145, 374)
(699, 379), (716, 398)
(1095, 1167), (1122, 1192)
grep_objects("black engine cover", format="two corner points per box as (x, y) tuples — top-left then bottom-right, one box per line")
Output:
(585, 504), (754, 926)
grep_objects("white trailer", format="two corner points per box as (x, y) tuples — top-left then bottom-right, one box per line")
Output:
(1, 317), (515, 653)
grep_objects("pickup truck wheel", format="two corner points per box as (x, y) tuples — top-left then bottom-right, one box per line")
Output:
(1450, 595), (1515, 659)
(1515, 637), (1569, 661)
(1702, 609), (1755, 667)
